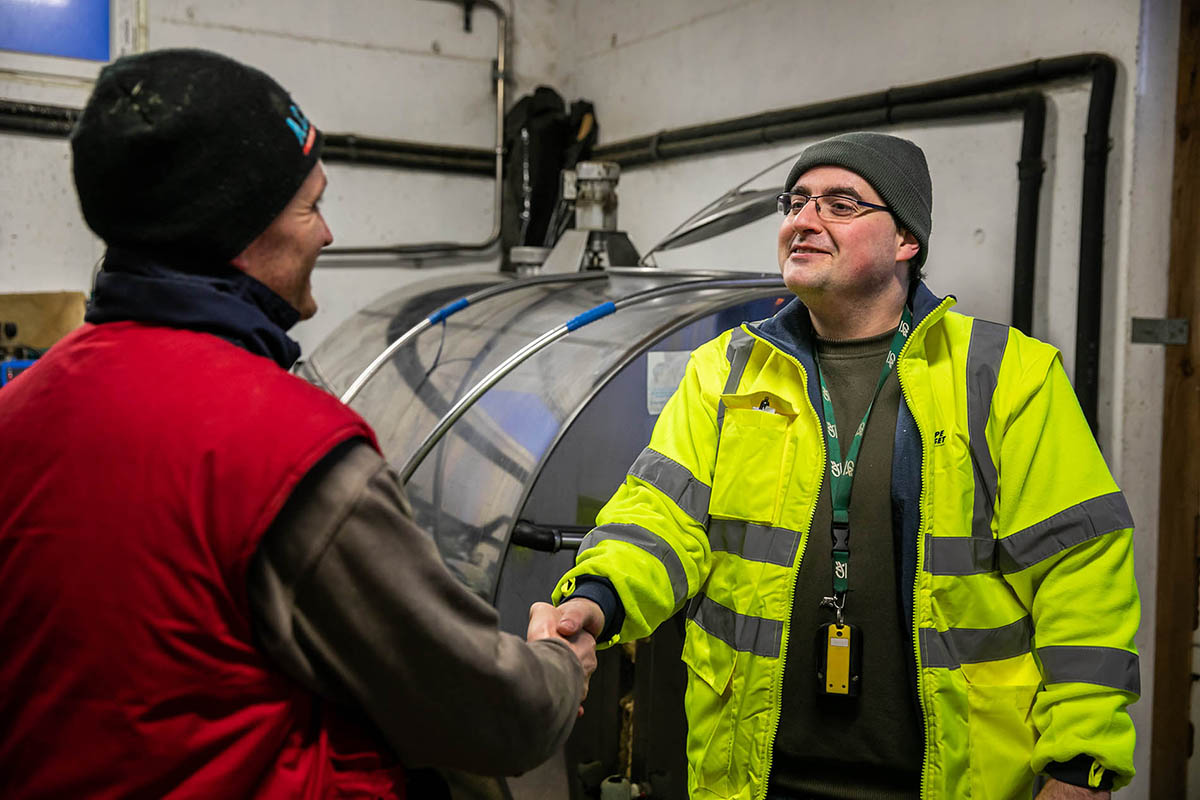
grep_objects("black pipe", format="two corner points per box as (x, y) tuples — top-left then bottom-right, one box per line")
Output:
(1013, 94), (1048, 334)
(0, 99), (496, 174)
(595, 53), (1111, 432)
(323, 133), (493, 175)
(0, 53), (1113, 428)
(886, 91), (1046, 334)
(599, 109), (888, 166)
(619, 91), (1046, 336)
(1074, 57), (1116, 431)
(0, 99), (77, 137)
(593, 54), (1097, 162)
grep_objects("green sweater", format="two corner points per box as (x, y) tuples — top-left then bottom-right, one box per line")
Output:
(768, 328), (922, 800)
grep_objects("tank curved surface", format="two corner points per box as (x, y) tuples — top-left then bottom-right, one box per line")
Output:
(302, 267), (791, 798)
(304, 269), (789, 600)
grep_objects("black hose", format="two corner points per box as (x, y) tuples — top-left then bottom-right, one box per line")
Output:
(510, 521), (589, 552)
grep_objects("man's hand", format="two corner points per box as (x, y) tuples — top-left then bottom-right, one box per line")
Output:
(528, 600), (603, 716)
(552, 596), (606, 640)
(1035, 778), (1110, 799)
(528, 601), (598, 715)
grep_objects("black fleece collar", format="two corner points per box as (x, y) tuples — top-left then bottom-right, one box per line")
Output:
(85, 247), (302, 369)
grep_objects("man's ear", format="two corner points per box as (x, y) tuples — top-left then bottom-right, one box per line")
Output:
(896, 229), (920, 263)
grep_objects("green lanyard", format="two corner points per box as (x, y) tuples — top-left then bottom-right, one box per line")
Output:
(815, 308), (912, 622)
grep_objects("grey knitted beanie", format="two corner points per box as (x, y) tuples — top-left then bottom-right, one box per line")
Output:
(783, 132), (932, 268)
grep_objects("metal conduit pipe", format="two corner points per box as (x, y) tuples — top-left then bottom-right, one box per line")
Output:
(0, 99), (77, 137)
(886, 91), (1047, 334)
(339, 271), (609, 405)
(0, 99), (496, 174)
(322, 133), (492, 176)
(323, 0), (508, 258)
(399, 275), (785, 483)
(593, 54), (1103, 165)
(593, 53), (1115, 431)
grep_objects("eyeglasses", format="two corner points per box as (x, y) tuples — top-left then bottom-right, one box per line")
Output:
(776, 192), (890, 222)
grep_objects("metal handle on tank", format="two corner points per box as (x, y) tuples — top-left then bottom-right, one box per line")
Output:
(398, 275), (785, 484)
(339, 272), (610, 405)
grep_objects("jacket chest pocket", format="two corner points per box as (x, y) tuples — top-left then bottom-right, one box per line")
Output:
(710, 391), (796, 525)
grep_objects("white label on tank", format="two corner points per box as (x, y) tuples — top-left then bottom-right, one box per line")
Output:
(647, 351), (691, 415)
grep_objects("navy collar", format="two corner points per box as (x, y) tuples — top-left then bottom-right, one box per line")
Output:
(754, 281), (946, 362)
(85, 247), (302, 369)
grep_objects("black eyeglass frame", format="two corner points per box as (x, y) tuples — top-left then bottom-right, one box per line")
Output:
(775, 192), (890, 220)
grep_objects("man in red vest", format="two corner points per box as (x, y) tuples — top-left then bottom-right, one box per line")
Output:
(0, 48), (593, 799)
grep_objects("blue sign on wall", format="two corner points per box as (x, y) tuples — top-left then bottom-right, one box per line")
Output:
(0, 0), (110, 62)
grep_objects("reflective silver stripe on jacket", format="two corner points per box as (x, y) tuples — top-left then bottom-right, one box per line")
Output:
(688, 592), (782, 658)
(967, 319), (1008, 540)
(580, 523), (689, 609)
(1037, 645), (1141, 695)
(924, 491), (1133, 576)
(996, 491), (1133, 572)
(628, 447), (711, 524)
(708, 518), (801, 567)
(919, 617), (1032, 669)
(714, 327), (756, 435)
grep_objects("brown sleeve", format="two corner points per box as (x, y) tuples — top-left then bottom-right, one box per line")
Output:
(248, 439), (582, 776)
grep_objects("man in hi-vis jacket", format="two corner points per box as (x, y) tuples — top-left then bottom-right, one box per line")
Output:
(531, 132), (1138, 800)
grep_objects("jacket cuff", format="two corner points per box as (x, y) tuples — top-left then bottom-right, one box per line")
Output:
(1043, 755), (1115, 791)
(561, 576), (625, 643)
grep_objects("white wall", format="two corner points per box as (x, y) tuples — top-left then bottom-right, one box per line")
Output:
(0, 1), (1180, 794)
(0, 0), (572, 350)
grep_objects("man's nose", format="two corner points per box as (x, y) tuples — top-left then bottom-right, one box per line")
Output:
(790, 198), (823, 231)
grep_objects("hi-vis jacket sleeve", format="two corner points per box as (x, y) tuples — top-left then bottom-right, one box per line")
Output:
(993, 347), (1139, 790)
(552, 334), (732, 644)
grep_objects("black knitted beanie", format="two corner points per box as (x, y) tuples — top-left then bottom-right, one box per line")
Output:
(784, 132), (932, 268)
(71, 48), (323, 266)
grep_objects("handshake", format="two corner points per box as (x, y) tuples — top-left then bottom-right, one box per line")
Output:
(527, 598), (603, 715)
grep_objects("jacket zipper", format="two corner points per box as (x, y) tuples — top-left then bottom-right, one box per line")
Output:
(744, 327), (825, 800)
(896, 297), (953, 800)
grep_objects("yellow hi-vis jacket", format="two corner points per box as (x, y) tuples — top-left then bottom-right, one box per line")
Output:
(553, 285), (1139, 800)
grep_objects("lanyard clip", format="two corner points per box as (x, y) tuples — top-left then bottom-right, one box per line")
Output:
(831, 520), (850, 551)
(820, 594), (846, 626)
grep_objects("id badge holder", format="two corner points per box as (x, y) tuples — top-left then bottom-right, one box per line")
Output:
(814, 623), (862, 697)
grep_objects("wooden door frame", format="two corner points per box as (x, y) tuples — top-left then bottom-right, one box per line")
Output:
(1151, 0), (1200, 793)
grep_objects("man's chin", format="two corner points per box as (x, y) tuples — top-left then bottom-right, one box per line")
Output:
(293, 290), (318, 321)
(780, 266), (821, 296)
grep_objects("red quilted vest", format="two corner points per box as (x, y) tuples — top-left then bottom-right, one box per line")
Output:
(0, 322), (404, 799)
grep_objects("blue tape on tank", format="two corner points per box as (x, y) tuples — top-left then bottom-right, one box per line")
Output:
(565, 302), (616, 332)
(428, 297), (470, 324)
